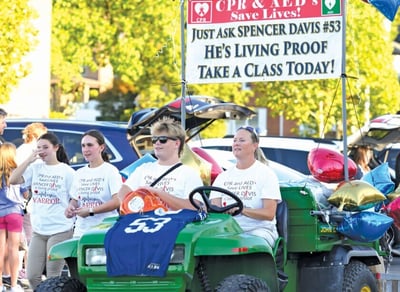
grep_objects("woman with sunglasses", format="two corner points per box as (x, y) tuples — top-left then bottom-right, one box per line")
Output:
(210, 126), (281, 247)
(117, 117), (203, 210)
(65, 130), (121, 237)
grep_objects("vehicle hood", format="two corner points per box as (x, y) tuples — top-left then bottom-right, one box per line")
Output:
(127, 95), (255, 139)
(348, 114), (400, 151)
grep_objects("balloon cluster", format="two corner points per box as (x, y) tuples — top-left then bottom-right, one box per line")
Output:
(307, 148), (394, 242)
(328, 181), (393, 242)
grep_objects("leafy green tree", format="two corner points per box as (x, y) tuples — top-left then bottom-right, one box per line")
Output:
(52, 1), (181, 99)
(252, 1), (400, 138)
(96, 78), (138, 121)
(51, 0), (252, 138)
(0, 1), (37, 103)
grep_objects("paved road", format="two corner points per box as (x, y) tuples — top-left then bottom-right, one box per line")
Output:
(16, 256), (400, 291)
(383, 256), (400, 291)
(387, 256), (400, 273)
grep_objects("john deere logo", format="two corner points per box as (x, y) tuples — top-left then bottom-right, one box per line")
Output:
(322, 0), (341, 15)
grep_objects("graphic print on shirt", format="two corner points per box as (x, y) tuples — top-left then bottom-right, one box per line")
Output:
(31, 173), (65, 205)
(76, 177), (106, 208)
(143, 173), (176, 193)
(221, 179), (257, 206)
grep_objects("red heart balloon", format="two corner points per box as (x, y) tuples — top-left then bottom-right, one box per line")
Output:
(308, 148), (357, 183)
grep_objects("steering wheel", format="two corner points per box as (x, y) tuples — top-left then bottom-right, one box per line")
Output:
(188, 186), (243, 216)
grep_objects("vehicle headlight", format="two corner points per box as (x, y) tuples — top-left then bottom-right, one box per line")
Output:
(86, 248), (106, 266)
(85, 245), (184, 266)
(170, 245), (185, 264)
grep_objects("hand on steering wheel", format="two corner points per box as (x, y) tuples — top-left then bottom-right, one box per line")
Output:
(188, 186), (243, 216)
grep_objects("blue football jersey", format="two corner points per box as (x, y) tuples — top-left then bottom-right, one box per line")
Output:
(105, 208), (207, 277)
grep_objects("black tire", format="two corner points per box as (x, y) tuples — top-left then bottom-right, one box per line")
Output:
(215, 274), (271, 292)
(35, 276), (87, 292)
(342, 261), (378, 292)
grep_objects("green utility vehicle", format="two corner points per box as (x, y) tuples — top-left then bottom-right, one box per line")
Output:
(36, 97), (391, 292)
(37, 185), (387, 292)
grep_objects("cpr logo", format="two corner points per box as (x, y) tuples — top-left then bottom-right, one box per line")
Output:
(195, 2), (209, 16)
(191, 1), (212, 23)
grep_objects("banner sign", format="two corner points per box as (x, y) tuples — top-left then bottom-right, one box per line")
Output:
(186, 0), (344, 84)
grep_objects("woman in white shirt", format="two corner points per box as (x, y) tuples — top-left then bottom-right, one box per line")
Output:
(210, 126), (281, 247)
(65, 130), (121, 237)
(10, 133), (75, 290)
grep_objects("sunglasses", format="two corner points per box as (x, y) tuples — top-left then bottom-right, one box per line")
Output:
(151, 136), (178, 144)
(238, 126), (259, 141)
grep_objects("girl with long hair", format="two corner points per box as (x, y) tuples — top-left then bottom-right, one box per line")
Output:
(10, 133), (75, 290)
(0, 143), (25, 292)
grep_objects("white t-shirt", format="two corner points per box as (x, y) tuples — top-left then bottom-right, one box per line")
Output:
(70, 162), (122, 237)
(211, 160), (281, 245)
(22, 163), (75, 235)
(124, 162), (203, 203)
(16, 142), (36, 165)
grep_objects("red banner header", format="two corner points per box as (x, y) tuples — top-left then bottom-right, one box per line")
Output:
(188, 0), (342, 24)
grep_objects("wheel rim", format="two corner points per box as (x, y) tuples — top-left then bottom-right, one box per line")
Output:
(360, 284), (371, 292)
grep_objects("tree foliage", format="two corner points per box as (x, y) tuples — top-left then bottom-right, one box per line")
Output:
(50, 0), (400, 137)
(52, 0), (182, 101)
(252, 1), (400, 138)
(51, 0), (252, 137)
(96, 78), (138, 121)
(0, 1), (38, 103)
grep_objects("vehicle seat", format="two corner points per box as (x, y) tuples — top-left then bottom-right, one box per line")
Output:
(273, 200), (288, 271)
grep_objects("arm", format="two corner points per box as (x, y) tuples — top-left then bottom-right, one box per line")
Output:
(21, 189), (30, 200)
(212, 195), (278, 220)
(211, 197), (221, 206)
(242, 165), (280, 220)
(74, 194), (120, 218)
(242, 199), (277, 220)
(10, 151), (39, 184)
(117, 184), (134, 203)
(65, 199), (79, 218)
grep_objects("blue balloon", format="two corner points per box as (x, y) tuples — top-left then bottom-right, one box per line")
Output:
(337, 211), (393, 242)
(119, 153), (156, 180)
(362, 162), (395, 196)
(368, 0), (400, 21)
